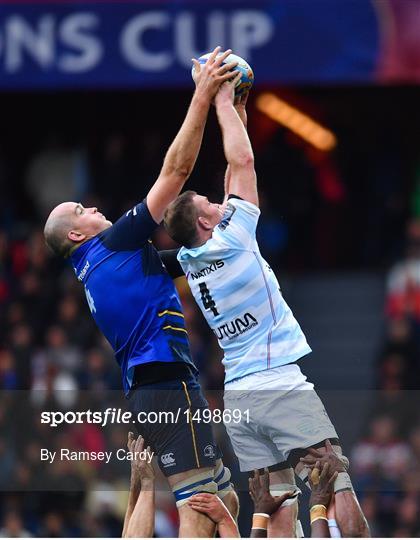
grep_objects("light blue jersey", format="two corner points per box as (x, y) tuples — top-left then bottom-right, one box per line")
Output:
(178, 197), (311, 384)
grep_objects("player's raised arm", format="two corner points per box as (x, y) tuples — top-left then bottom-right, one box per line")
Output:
(222, 93), (248, 203)
(123, 434), (155, 538)
(215, 81), (258, 207)
(146, 47), (239, 224)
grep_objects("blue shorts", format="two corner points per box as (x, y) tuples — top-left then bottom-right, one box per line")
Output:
(127, 374), (221, 476)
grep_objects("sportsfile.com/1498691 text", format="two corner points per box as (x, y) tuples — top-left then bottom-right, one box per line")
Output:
(40, 408), (250, 428)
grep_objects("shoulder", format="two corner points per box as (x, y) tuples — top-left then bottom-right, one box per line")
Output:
(227, 195), (261, 216)
(211, 196), (260, 249)
(219, 197), (260, 232)
(113, 200), (157, 229)
(100, 200), (159, 251)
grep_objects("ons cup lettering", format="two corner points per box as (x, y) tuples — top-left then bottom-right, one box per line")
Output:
(0, 10), (274, 74)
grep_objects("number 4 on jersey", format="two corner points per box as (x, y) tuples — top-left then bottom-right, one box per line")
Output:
(85, 286), (96, 313)
(199, 282), (218, 316)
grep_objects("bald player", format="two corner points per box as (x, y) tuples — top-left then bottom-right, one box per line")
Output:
(44, 47), (239, 537)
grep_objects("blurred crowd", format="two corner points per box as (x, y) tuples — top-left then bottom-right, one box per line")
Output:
(0, 92), (419, 536)
(350, 218), (420, 537)
(0, 219), (238, 537)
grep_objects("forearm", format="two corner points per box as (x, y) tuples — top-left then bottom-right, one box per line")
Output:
(147, 90), (211, 222)
(250, 528), (267, 538)
(309, 501), (330, 537)
(216, 99), (257, 205)
(223, 107), (246, 200)
(335, 491), (370, 537)
(311, 520), (330, 537)
(122, 478), (141, 537)
(216, 102), (253, 169)
(161, 91), (210, 178)
(217, 515), (240, 538)
(125, 480), (155, 538)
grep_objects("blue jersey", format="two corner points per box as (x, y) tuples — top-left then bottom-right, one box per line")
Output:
(71, 201), (196, 394)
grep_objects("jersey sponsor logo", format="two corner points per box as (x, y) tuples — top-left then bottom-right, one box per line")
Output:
(190, 260), (224, 280)
(77, 260), (90, 282)
(218, 203), (236, 231)
(204, 444), (216, 459)
(126, 205), (138, 217)
(161, 453), (176, 467)
(214, 312), (258, 341)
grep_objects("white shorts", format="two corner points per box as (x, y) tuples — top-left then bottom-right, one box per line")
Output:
(223, 363), (338, 472)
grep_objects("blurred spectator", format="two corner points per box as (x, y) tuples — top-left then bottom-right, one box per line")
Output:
(0, 511), (32, 537)
(351, 415), (411, 481)
(0, 350), (18, 390)
(36, 325), (82, 376)
(92, 133), (132, 215)
(25, 137), (90, 220)
(386, 219), (420, 323)
(38, 512), (67, 537)
(373, 315), (420, 443)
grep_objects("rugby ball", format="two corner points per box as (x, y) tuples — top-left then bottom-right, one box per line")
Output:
(192, 52), (254, 97)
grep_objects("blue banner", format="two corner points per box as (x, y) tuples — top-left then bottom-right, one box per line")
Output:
(0, 0), (381, 89)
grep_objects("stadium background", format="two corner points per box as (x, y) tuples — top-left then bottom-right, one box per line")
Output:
(1, 0), (420, 537)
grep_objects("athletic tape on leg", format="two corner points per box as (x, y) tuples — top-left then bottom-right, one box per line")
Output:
(214, 462), (234, 499)
(269, 483), (301, 507)
(334, 472), (353, 493)
(172, 471), (217, 508)
(339, 455), (349, 470)
(297, 466), (352, 493)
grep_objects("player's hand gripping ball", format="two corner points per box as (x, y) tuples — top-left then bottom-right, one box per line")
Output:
(192, 52), (254, 97)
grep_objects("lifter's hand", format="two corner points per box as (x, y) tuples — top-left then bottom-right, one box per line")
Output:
(308, 461), (338, 508)
(249, 469), (296, 516)
(127, 432), (141, 489)
(128, 432), (154, 488)
(188, 493), (230, 524)
(300, 439), (347, 473)
(192, 47), (239, 102)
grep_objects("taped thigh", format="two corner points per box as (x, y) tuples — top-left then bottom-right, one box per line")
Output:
(172, 471), (217, 508)
(214, 461), (234, 499)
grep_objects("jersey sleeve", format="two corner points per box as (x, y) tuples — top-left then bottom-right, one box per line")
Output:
(216, 196), (261, 250)
(100, 200), (159, 251)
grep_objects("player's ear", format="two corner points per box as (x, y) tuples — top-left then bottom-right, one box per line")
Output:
(68, 229), (86, 242)
(197, 216), (212, 231)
